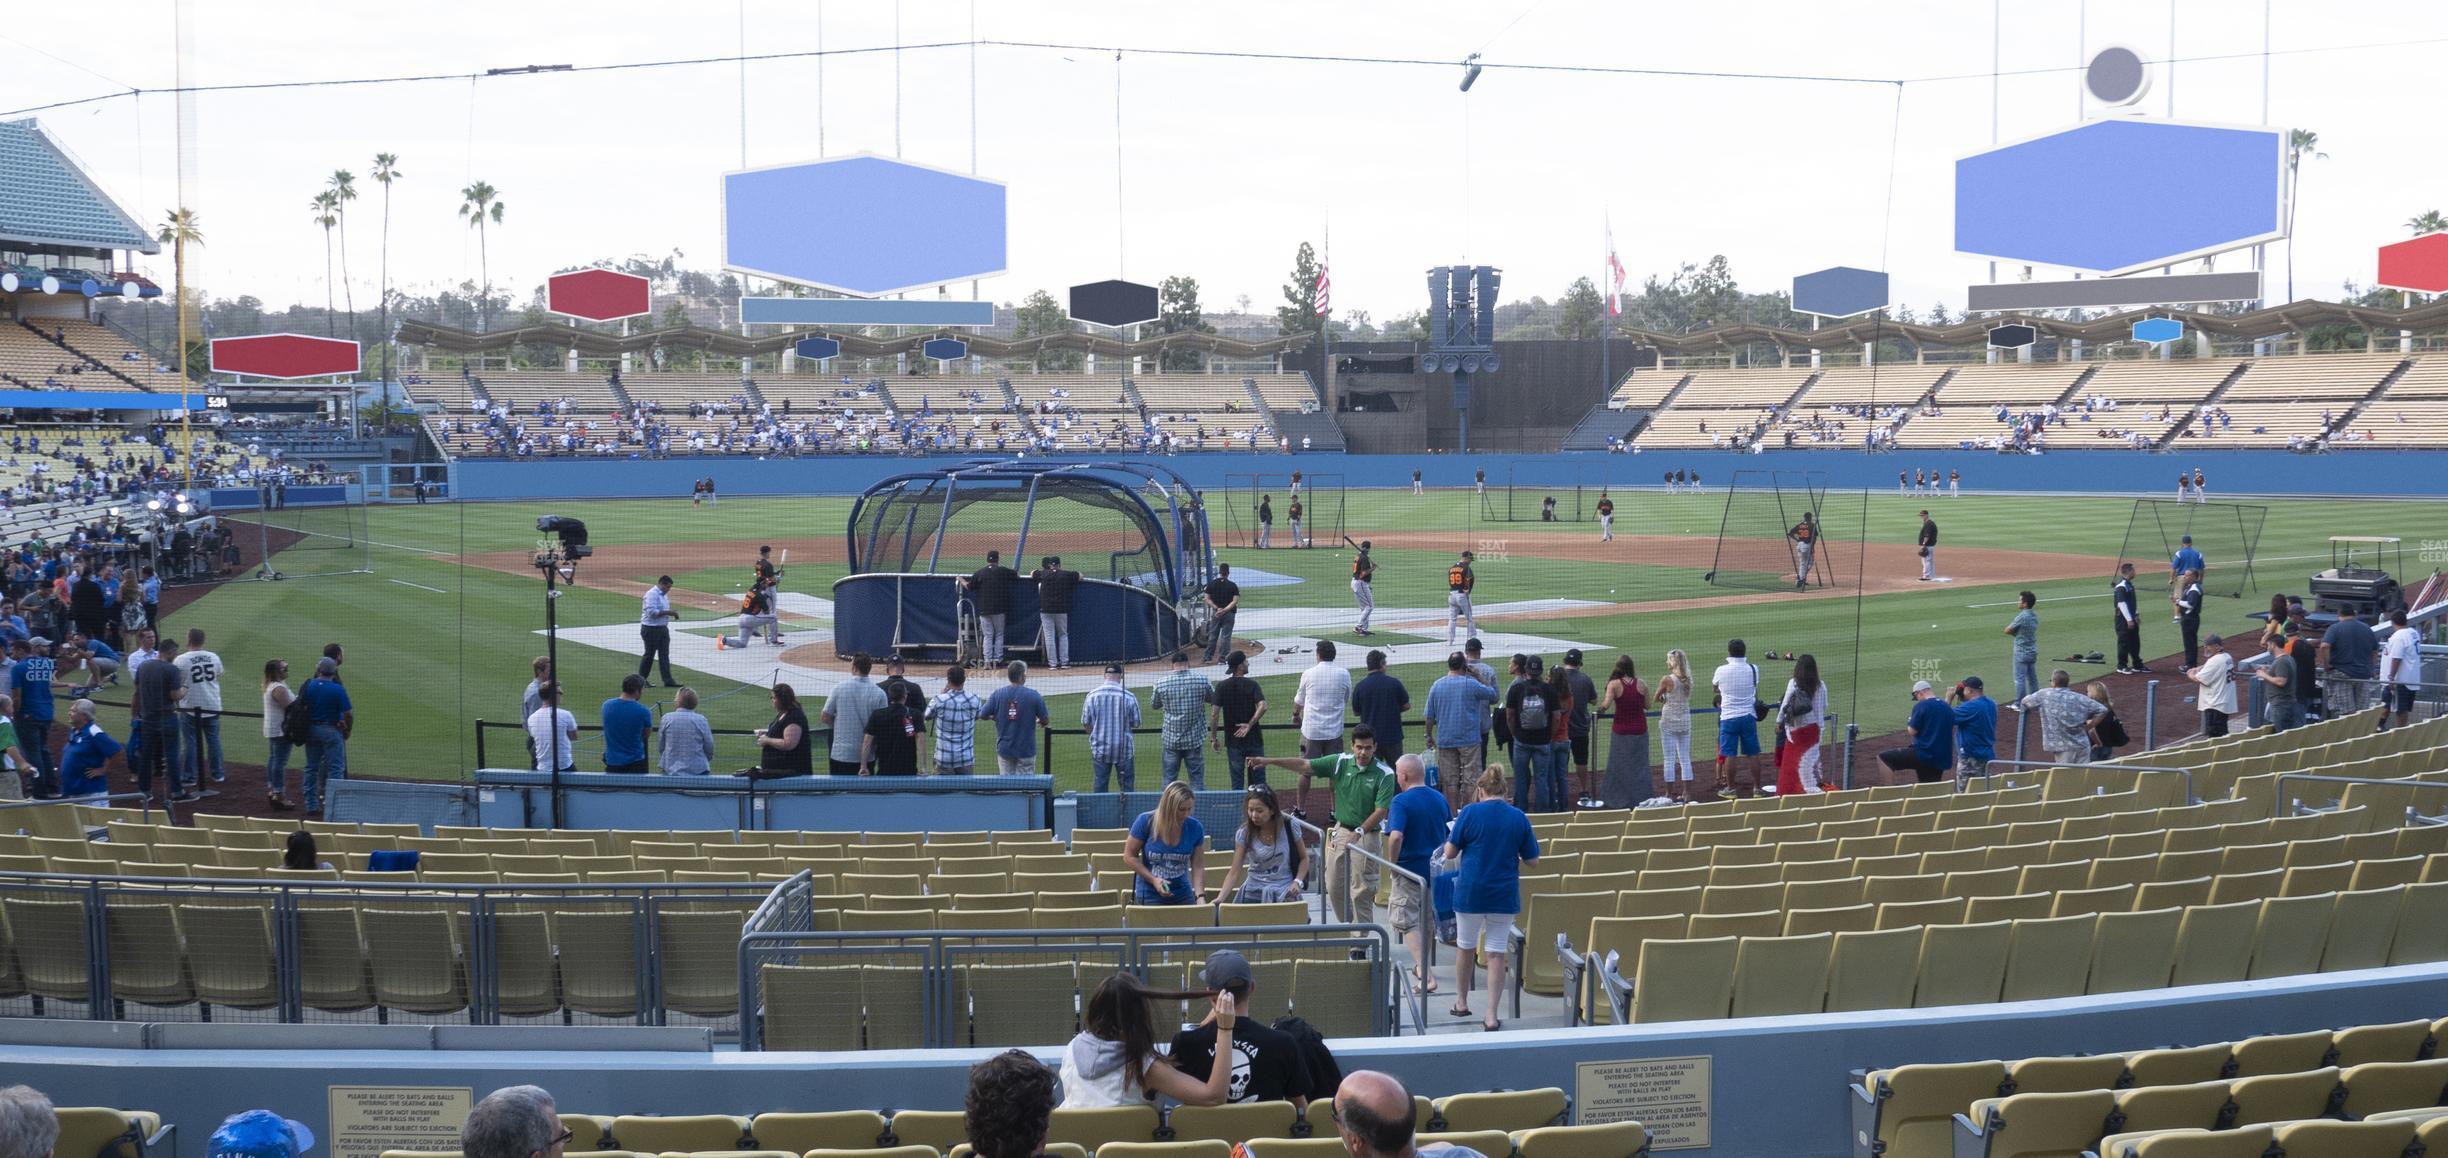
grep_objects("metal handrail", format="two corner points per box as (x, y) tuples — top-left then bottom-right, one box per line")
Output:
(1287, 810), (1434, 1030)
(0, 792), (156, 826)
(2272, 772), (2448, 819)
(1964, 759), (2196, 807)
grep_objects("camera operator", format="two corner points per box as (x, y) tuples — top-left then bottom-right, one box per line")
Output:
(1945, 676), (1998, 779)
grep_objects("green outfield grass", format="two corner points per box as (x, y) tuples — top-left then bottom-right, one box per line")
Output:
(160, 488), (2448, 791)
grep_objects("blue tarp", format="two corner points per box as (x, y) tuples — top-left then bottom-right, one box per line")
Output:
(0, 390), (206, 410)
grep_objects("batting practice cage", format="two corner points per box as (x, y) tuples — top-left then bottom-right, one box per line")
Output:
(1704, 469), (1839, 591)
(1214, 472), (1344, 549)
(835, 460), (1212, 664)
(1479, 460), (1614, 523)
(2116, 498), (2268, 599)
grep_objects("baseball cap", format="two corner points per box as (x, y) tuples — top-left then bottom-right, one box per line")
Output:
(1201, 949), (1254, 991)
(1960, 675), (1983, 690)
(211, 1111), (314, 1158)
(1564, 648), (1583, 665)
(1911, 680), (1934, 694)
(1104, 662), (1125, 675)
(2205, 634), (2224, 647)
(2180, 535), (2192, 544)
(1461, 550), (1475, 560)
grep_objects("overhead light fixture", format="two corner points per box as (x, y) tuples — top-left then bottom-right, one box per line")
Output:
(1459, 53), (1483, 92)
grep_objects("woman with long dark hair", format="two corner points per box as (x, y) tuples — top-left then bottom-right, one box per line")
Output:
(1210, 783), (1306, 903)
(1601, 655), (1650, 806)
(283, 829), (330, 871)
(1774, 654), (1829, 795)
(1058, 972), (1237, 1107)
(1540, 663), (1576, 809)
(756, 683), (812, 777)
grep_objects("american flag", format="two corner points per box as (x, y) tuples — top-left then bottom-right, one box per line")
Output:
(1314, 260), (1331, 317)
(1605, 226), (1625, 317)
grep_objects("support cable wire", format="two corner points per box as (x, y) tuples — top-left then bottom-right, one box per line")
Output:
(1845, 82), (1907, 745)
(17, 34), (2448, 120)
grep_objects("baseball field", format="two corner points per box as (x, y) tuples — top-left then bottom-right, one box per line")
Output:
(164, 484), (2447, 793)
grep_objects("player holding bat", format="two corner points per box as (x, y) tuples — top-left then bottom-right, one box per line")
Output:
(1345, 536), (1377, 636)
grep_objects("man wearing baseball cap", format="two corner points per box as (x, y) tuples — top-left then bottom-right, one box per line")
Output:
(1081, 663), (1141, 792)
(211, 1110), (316, 1158)
(1167, 950), (1312, 1106)
(1946, 676), (1998, 779)
(1876, 680), (1955, 784)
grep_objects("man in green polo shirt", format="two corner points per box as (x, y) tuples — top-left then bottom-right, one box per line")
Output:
(1249, 724), (1395, 924)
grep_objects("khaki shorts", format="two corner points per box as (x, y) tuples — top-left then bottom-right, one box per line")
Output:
(1389, 874), (1426, 933)
(1303, 736), (1345, 759)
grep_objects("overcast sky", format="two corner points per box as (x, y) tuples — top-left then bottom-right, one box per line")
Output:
(9, 0), (2447, 323)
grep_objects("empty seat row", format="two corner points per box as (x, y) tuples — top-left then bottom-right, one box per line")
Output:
(1590, 886), (2448, 1024)
(1968, 1071), (2448, 1158)
(1859, 1017), (2448, 1158)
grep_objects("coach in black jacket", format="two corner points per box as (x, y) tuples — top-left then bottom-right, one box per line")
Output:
(2112, 563), (2145, 673)
(1031, 556), (1081, 669)
(70, 569), (107, 640)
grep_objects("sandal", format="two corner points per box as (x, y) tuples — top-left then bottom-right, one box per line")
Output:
(1411, 969), (1439, 995)
(1483, 1019), (1503, 1032)
(1448, 1004), (1474, 1018)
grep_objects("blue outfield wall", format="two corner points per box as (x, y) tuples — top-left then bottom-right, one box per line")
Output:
(451, 450), (2448, 500)
(4, 961), (2444, 1158)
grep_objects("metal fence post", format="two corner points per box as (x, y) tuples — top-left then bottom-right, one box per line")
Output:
(2143, 680), (2160, 750)
(1842, 722), (1858, 790)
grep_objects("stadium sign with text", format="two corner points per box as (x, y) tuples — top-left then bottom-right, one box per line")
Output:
(1067, 279), (1162, 328)
(208, 333), (362, 379)
(2130, 317), (2185, 345)
(1790, 266), (1891, 319)
(2377, 232), (2448, 296)
(792, 336), (842, 361)
(545, 268), (653, 322)
(921, 337), (970, 362)
(723, 154), (1007, 297)
(1986, 323), (2038, 349)
(1955, 119), (2287, 275)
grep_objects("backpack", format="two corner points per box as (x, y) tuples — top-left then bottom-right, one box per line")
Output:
(282, 686), (315, 744)
(1517, 687), (1550, 734)
(1272, 1016), (1344, 1102)
(2097, 710), (2129, 750)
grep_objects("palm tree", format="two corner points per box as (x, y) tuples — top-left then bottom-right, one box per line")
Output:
(372, 153), (402, 412)
(310, 191), (340, 335)
(2410, 210), (2448, 236)
(158, 208), (204, 481)
(328, 169), (359, 348)
(459, 180), (505, 330)
(2283, 129), (2326, 302)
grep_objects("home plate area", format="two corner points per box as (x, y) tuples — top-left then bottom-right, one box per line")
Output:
(544, 597), (1614, 696)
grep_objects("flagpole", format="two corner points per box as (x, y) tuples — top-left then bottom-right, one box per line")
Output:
(1600, 213), (1611, 429)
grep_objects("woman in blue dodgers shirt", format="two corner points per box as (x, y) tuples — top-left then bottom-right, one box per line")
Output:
(1125, 781), (1207, 905)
